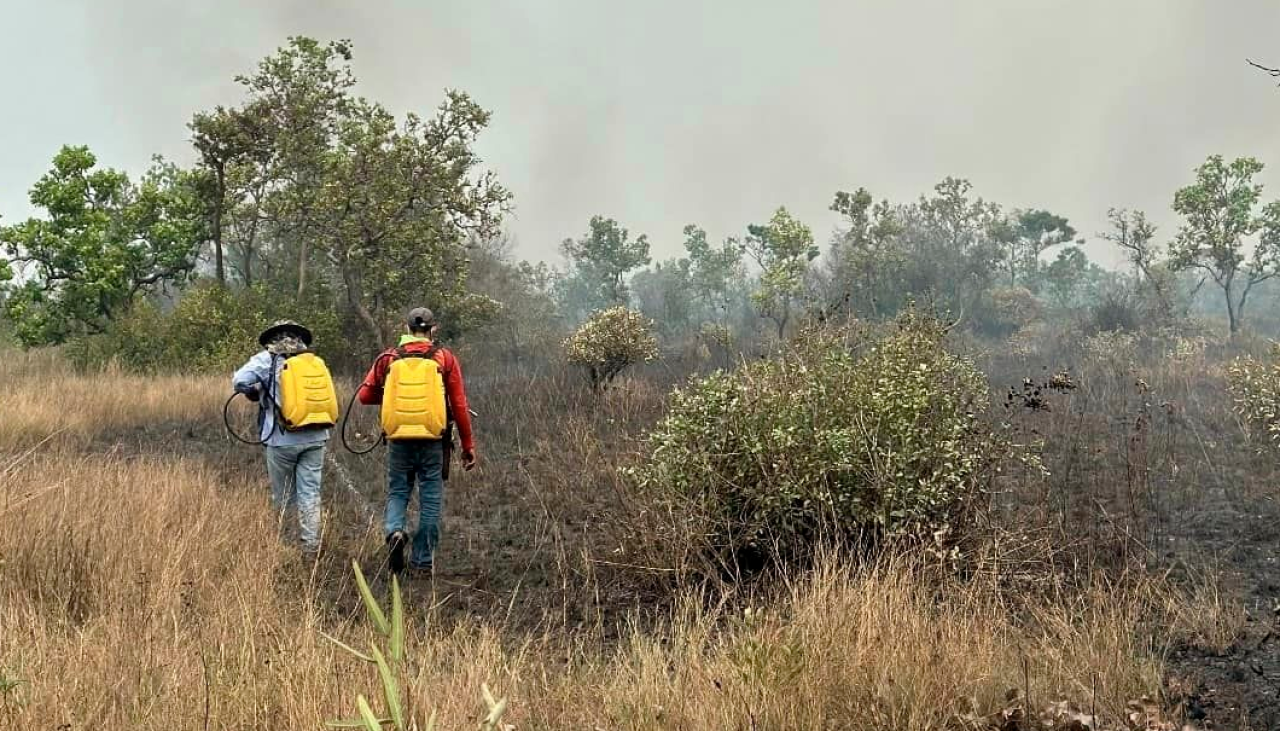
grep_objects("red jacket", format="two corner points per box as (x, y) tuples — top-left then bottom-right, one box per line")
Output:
(357, 339), (475, 452)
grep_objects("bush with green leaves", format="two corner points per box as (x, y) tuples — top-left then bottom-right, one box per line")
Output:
(985, 285), (1041, 336)
(65, 280), (343, 373)
(1227, 343), (1280, 447)
(563, 306), (659, 389)
(631, 311), (1011, 575)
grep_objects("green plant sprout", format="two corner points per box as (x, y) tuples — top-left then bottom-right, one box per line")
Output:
(323, 559), (508, 731)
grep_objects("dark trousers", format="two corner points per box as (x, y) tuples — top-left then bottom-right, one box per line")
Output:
(385, 440), (444, 568)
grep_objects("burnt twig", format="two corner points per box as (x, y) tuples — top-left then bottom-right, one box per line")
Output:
(1247, 58), (1280, 83)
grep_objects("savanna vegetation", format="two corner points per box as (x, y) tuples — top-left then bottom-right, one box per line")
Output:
(3, 36), (1280, 730)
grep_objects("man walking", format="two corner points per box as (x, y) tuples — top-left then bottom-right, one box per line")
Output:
(232, 320), (332, 557)
(357, 307), (477, 575)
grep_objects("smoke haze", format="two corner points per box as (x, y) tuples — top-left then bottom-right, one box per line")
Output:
(4, 1), (1280, 267)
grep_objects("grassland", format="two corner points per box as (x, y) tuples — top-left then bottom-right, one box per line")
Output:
(0, 342), (1267, 730)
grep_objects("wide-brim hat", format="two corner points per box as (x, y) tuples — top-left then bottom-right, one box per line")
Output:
(258, 319), (313, 347)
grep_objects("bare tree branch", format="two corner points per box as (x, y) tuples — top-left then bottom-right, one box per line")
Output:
(1247, 58), (1280, 83)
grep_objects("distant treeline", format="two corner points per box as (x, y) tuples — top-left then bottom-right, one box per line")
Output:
(4, 37), (1280, 371)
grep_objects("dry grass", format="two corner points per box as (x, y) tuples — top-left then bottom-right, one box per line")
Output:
(1161, 566), (1248, 656)
(0, 349), (227, 448)
(0, 451), (1178, 729)
(0, 346), (1231, 729)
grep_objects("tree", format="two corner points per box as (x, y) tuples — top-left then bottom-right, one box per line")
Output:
(564, 306), (659, 390)
(561, 216), (651, 309)
(682, 224), (746, 320)
(1042, 245), (1091, 309)
(231, 36), (356, 297)
(188, 38), (510, 348)
(998, 209), (1077, 288)
(311, 93), (510, 346)
(1170, 155), (1280, 335)
(631, 259), (694, 336)
(188, 100), (274, 286)
(745, 207), (818, 339)
(1100, 208), (1191, 323)
(0, 146), (204, 346)
(468, 236), (562, 367)
(900, 177), (1004, 317)
(827, 188), (903, 318)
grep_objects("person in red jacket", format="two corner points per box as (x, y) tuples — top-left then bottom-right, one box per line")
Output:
(357, 307), (477, 575)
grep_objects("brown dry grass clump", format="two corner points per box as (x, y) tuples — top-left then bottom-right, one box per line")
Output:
(0, 348), (1228, 729)
(0, 349), (226, 448)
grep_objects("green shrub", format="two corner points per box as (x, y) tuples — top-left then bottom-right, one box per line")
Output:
(631, 310), (1011, 575)
(66, 281), (343, 374)
(564, 306), (659, 389)
(986, 285), (1041, 336)
(1227, 343), (1280, 447)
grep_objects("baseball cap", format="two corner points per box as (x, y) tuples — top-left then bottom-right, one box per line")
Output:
(406, 307), (436, 330)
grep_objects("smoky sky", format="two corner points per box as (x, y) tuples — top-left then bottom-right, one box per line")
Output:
(4, 1), (1280, 269)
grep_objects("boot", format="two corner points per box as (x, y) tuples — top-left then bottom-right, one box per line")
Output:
(386, 530), (408, 575)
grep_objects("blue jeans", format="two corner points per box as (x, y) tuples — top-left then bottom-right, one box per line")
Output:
(264, 443), (325, 552)
(385, 440), (444, 568)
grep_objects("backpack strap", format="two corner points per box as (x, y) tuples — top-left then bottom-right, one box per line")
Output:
(394, 344), (435, 360)
(392, 343), (440, 361)
(431, 345), (452, 427)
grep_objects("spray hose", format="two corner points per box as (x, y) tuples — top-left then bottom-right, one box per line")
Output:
(222, 392), (270, 446)
(224, 379), (476, 458)
(222, 354), (282, 447)
(224, 388), (380, 453)
(339, 387), (384, 455)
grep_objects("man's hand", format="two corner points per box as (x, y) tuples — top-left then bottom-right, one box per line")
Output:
(461, 449), (478, 471)
(237, 383), (263, 402)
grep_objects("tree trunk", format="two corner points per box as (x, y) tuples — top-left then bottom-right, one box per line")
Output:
(1225, 284), (1239, 336)
(212, 166), (226, 286)
(240, 214), (259, 287)
(1236, 278), (1259, 337)
(340, 256), (383, 346)
(241, 245), (254, 287)
(297, 239), (310, 298)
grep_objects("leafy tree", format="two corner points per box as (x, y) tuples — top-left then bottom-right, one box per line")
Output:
(310, 94), (509, 346)
(0, 146), (204, 346)
(745, 207), (818, 339)
(468, 235), (563, 367)
(564, 306), (658, 390)
(231, 37), (356, 297)
(826, 188), (903, 318)
(1042, 245), (1091, 309)
(185, 38), (509, 350)
(560, 216), (652, 308)
(997, 209), (1077, 288)
(631, 258), (695, 336)
(1170, 155), (1280, 335)
(188, 100), (274, 285)
(899, 177), (1003, 318)
(681, 224), (746, 319)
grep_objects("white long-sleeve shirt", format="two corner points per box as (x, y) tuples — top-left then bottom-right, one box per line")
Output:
(231, 350), (331, 448)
